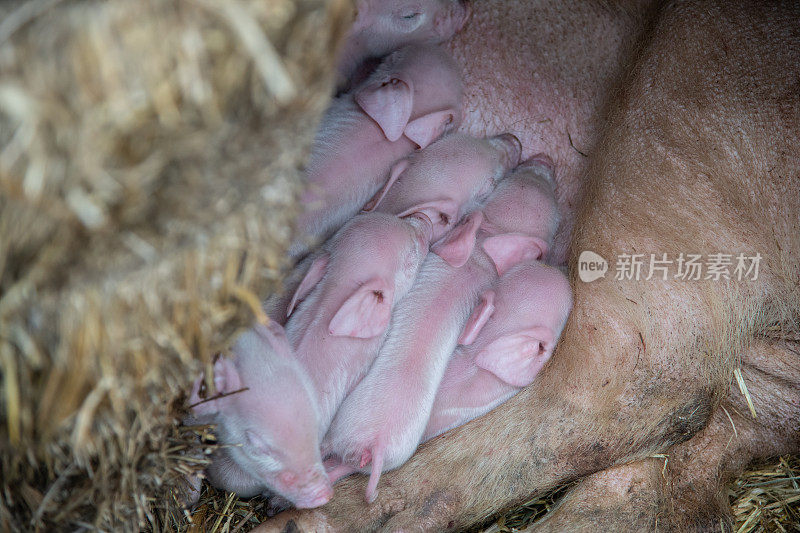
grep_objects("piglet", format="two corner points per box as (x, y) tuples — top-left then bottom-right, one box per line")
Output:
(188, 321), (332, 508)
(285, 133), (518, 432)
(277, 132), (519, 321)
(422, 261), (572, 442)
(364, 132), (522, 242)
(285, 211), (433, 431)
(337, 0), (471, 86)
(292, 44), (463, 258)
(323, 158), (559, 502)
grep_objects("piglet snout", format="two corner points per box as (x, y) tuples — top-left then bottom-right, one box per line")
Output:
(490, 133), (522, 170)
(296, 485), (334, 509)
(293, 469), (335, 509)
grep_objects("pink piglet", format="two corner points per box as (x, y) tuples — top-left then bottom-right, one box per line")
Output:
(422, 260), (572, 442)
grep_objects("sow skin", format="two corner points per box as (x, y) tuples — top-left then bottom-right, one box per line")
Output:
(259, 0), (800, 530)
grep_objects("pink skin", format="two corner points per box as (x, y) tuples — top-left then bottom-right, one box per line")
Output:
(284, 211), (434, 432)
(273, 132), (518, 324)
(422, 261), (572, 442)
(187, 321), (333, 508)
(292, 44), (463, 258)
(337, 0), (470, 85)
(322, 160), (559, 503)
(363, 132), (522, 243)
(254, 2), (800, 531)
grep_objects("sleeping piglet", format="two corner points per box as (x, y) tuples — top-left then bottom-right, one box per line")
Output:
(187, 321), (332, 508)
(284, 211), (433, 432)
(337, 0), (471, 87)
(322, 157), (559, 502)
(292, 44), (463, 258)
(363, 132), (522, 243)
(422, 260), (572, 442)
(285, 133), (518, 423)
(276, 132), (519, 322)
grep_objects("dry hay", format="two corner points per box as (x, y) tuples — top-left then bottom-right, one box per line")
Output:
(0, 0), (797, 531)
(729, 456), (800, 533)
(0, 0), (352, 529)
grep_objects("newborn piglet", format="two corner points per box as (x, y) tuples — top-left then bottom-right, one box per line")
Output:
(337, 0), (470, 89)
(275, 132), (518, 321)
(323, 157), (558, 502)
(284, 211), (433, 432)
(422, 261), (572, 442)
(187, 321), (332, 508)
(292, 44), (463, 258)
(285, 133), (518, 436)
(364, 132), (522, 242)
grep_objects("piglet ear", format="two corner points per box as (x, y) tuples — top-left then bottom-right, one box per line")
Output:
(473, 326), (555, 387)
(362, 159), (408, 212)
(329, 278), (395, 338)
(212, 355), (242, 394)
(252, 320), (293, 359)
(481, 233), (548, 276)
(458, 290), (495, 345)
(188, 375), (214, 415)
(431, 211), (483, 267)
(189, 355), (242, 416)
(355, 78), (413, 142)
(399, 198), (461, 245)
(287, 254), (329, 318)
(403, 109), (456, 149)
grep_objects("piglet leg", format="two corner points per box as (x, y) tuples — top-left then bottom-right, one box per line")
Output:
(362, 446), (385, 504)
(325, 460), (358, 485)
(253, 0), (800, 529)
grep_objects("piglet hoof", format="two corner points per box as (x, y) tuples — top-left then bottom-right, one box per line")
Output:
(263, 494), (293, 518)
(173, 473), (203, 509)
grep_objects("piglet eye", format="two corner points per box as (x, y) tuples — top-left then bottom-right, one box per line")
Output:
(439, 212), (450, 225)
(402, 12), (420, 19)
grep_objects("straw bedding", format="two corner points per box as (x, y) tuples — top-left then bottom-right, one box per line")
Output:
(0, 0), (351, 529)
(0, 0), (796, 531)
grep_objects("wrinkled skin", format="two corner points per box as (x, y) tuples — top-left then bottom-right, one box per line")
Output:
(257, 0), (800, 530)
(423, 261), (572, 442)
(285, 212), (433, 432)
(188, 322), (332, 509)
(525, 338), (800, 532)
(293, 44), (462, 258)
(322, 162), (557, 503)
(337, 0), (470, 86)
